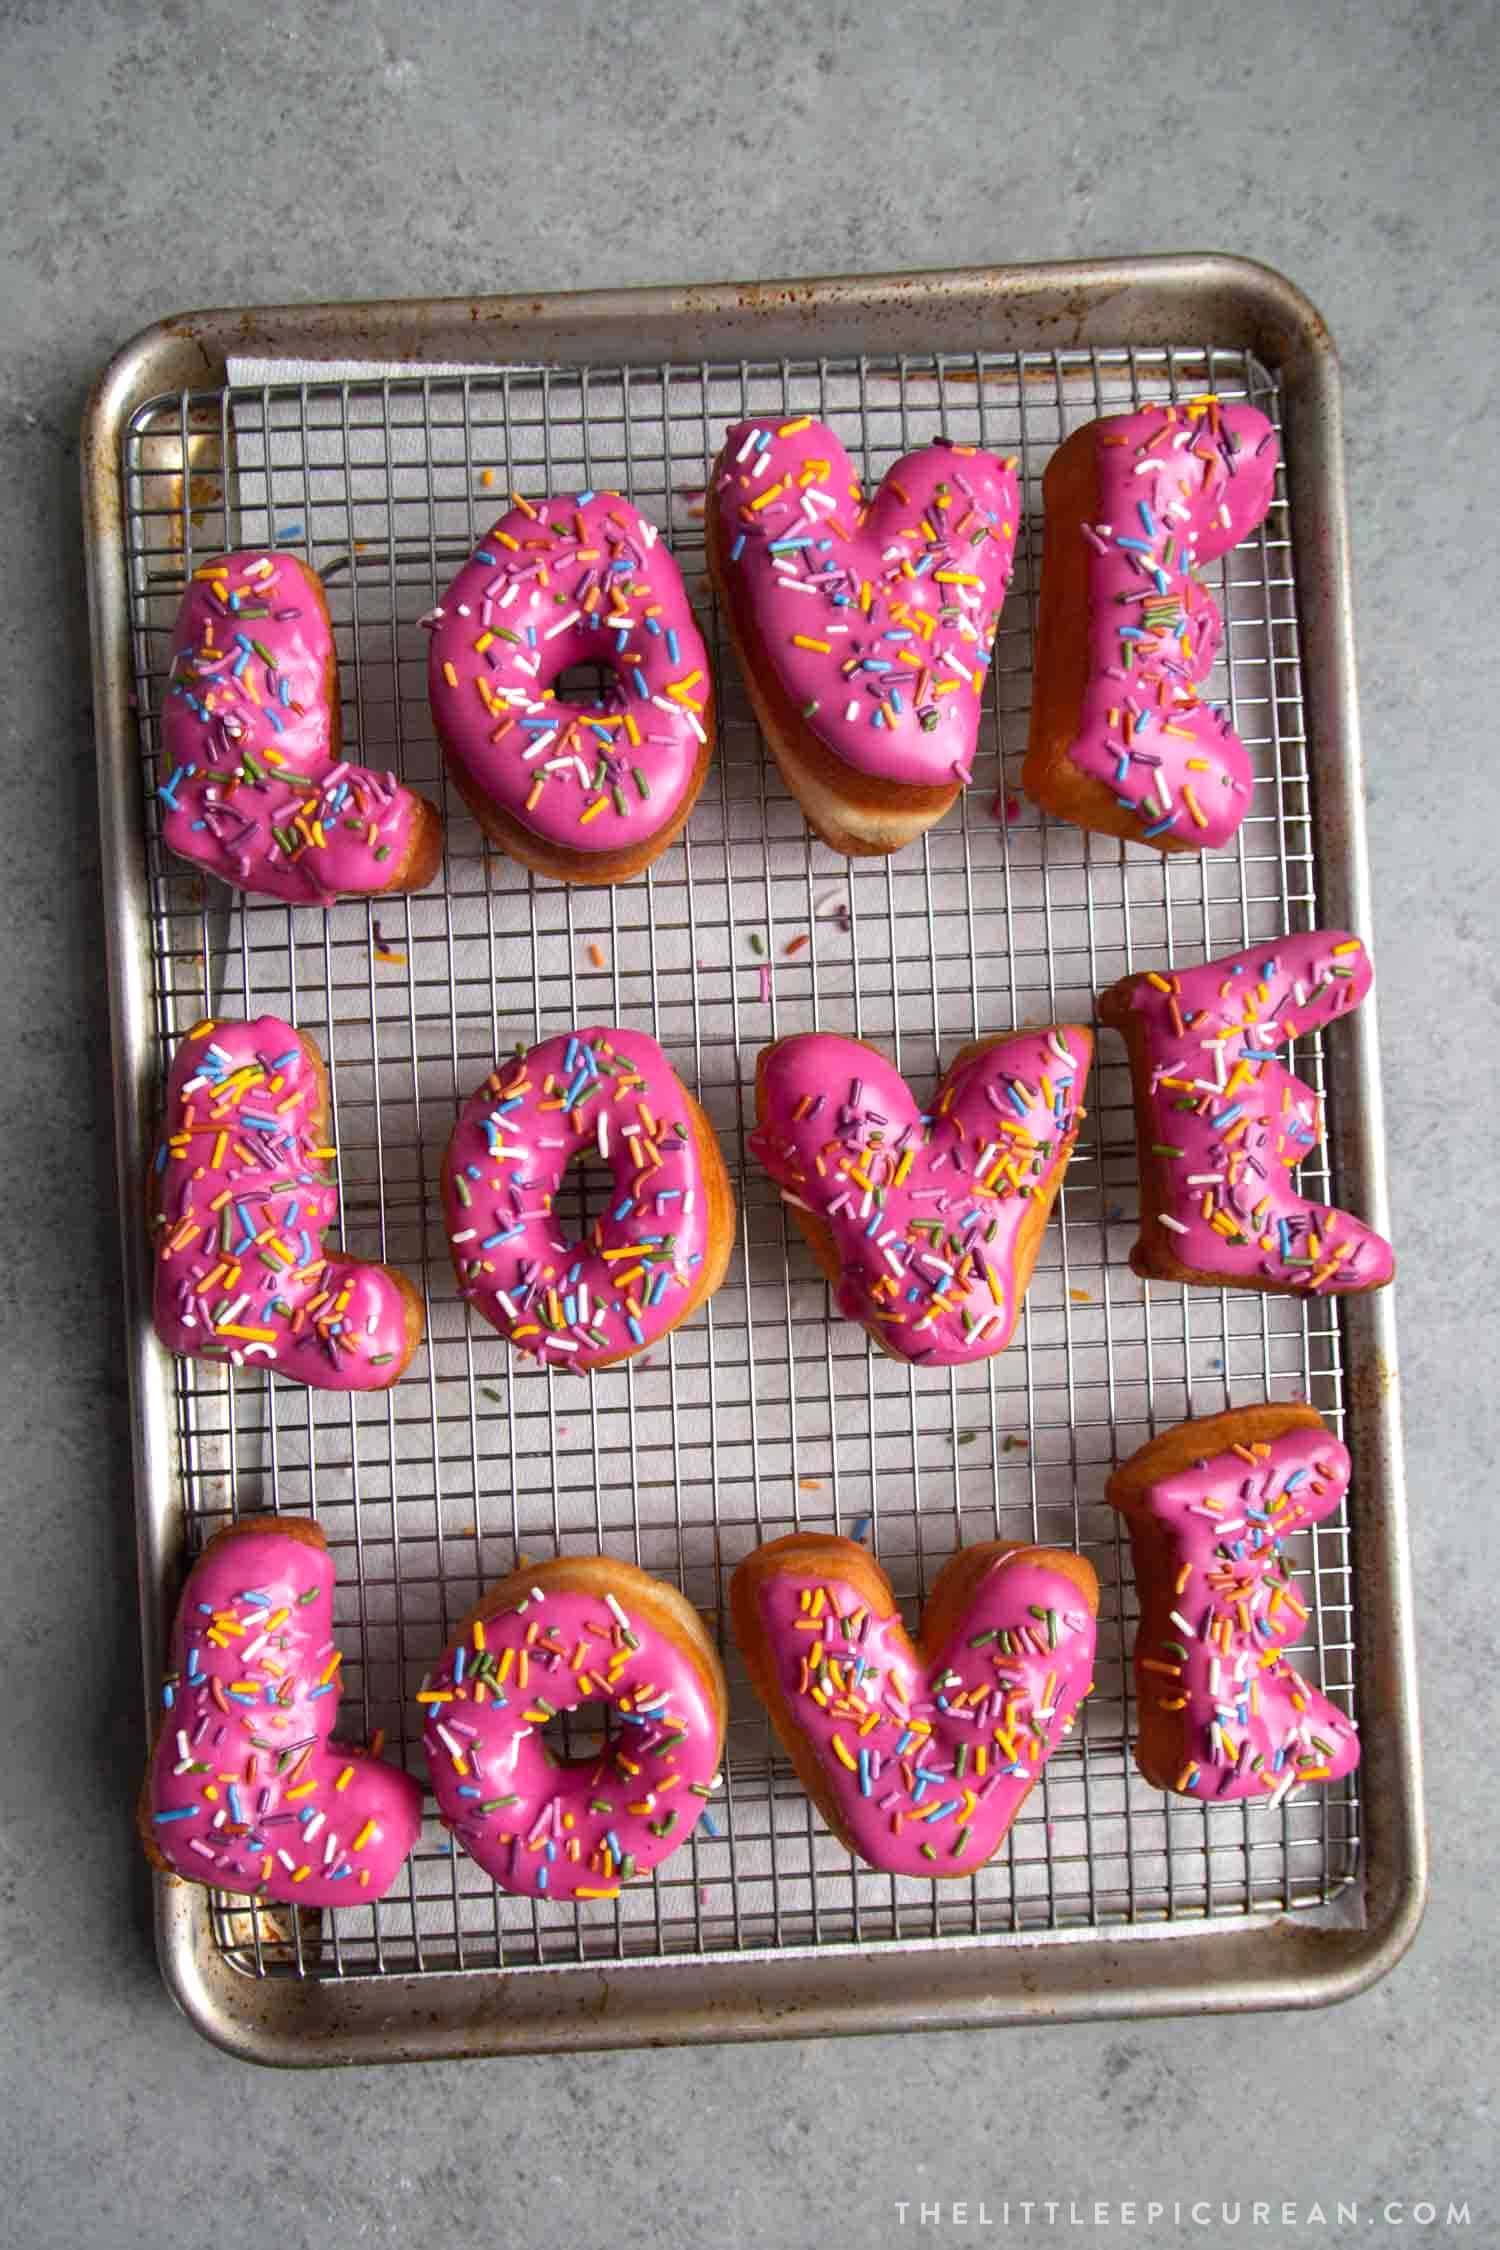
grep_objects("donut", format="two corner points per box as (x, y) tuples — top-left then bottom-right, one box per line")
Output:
(426, 492), (713, 883)
(749, 1026), (1091, 1367)
(442, 1026), (734, 1371)
(158, 549), (443, 904)
(420, 1556), (726, 1901)
(1022, 396), (1280, 852)
(1099, 928), (1395, 1294)
(1107, 1403), (1361, 1802)
(706, 419), (1019, 855)
(151, 1015), (425, 1387)
(732, 1534), (1098, 1877)
(140, 1516), (422, 1903)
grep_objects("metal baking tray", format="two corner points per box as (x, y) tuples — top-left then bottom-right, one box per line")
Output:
(83, 256), (1425, 2064)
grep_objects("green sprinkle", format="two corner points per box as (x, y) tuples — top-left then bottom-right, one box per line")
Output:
(749, 932), (765, 956)
(480, 1795), (519, 1812)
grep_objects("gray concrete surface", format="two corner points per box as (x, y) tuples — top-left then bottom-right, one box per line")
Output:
(1, 1), (1495, 2244)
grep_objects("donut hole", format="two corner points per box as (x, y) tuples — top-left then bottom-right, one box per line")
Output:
(559, 1145), (619, 1237)
(552, 659), (620, 715)
(541, 1696), (621, 1767)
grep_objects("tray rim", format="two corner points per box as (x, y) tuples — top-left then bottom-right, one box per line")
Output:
(81, 251), (1427, 2066)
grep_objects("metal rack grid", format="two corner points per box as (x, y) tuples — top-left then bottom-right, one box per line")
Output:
(121, 341), (1361, 1987)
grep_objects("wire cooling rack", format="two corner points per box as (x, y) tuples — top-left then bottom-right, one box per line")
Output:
(120, 341), (1360, 1988)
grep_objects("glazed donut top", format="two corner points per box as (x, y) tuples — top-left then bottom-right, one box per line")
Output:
(714, 419), (1018, 788)
(1123, 1421), (1360, 1801)
(751, 1552), (1096, 1876)
(147, 1523), (421, 1905)
(445, 1027), (714, 1368)
(1066, 397), (1279, 849)
(152, 1015), (414, 1386)
(420, 1570), (722, 1901)
(159, 550), (426, 904)
(751, 1028), (1090, 1367)
(426, 492), (709, 851)
(1112, 929), (1395, 1293)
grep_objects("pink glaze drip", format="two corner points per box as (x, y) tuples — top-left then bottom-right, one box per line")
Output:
(750, 1027), (1091, 1366)
(1059, 398), (1279, 849)
(426, 493), (709, 851)
(714, 419), (1018, 787)
(159, 551), (429, 904)
(151, 1016), (417, 1389)
(1119, 1423), (1360, 1802)
(754, 1555), (1095, 1876)
(444, 1027), (718, 1369)
(1113, 929), (1394, 1292)
(146, 1525), (421, 1904)
(421, 1578), (722, 1901)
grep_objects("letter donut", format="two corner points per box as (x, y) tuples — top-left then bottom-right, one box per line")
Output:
(1106, 1403), (1361, 1803)
(1099, 928), (1394, 1294)
(150, 1015), (425, 1387)
(426, 492), (713, 883)
(749, 1026), (1091, 1366)
(158, 549), (443, 903)
(442, 1026), (734, 1371)
(707, 418), (1019, 854)
(141, 1516), (422, 1903)
(732, 1534), (1099, 1877)
(1023, 396), (1280, 852)
(420, 1557), (726, 1901)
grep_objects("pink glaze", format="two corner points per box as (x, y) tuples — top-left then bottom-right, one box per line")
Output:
(151, 1016), (418, 1388)
(426, 493), (709, 853)
(444, 1027), (723, 1370)
(751, 1027), (1091, 1367)
(750, 1551), (1096, 1876)
(159, 551), (430, 904)
(146, 1524), (422, 1904)
(421, 1571), (723, 1901)
(713, 418), (1018, 787)
(1109, 929), (1394, 1293)
(1056, 397), (1279, 849)
(1115, 1421), (1360, 1802)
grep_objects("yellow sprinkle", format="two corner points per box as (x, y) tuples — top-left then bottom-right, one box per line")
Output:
(351, 1820), (377, 1852)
